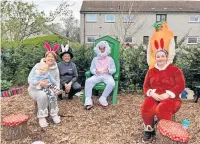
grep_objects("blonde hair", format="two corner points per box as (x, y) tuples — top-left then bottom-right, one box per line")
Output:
(39, 62), (49, 70)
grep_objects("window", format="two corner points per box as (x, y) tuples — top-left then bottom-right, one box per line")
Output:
(105, 14), (115, 22)
(124, 15), (134, 23)
(187, 37), (199, 44)
(125, 37), (132, 43)
(174, 36), (178, 48)
(156, 14), (167, 22)
(86, 36), (97, 43)
(143, 36), (149, 45)
(86, 14), (97, 22)
(189, 15), (200, 22)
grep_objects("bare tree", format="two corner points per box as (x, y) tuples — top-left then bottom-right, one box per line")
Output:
(42, 0), (80, 42)
(1, 0), (74, 41)
(178, 28), (192, 47)
(47, 1), (74, 22)
(63, 15), (80, 42)
(111, 1), (147, 44)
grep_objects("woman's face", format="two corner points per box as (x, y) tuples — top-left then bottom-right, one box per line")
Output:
(45, 53), (56, 66)
(99, 47), (105, 53)
(62, 53), (71, 63)
(155, 51), (167, 66)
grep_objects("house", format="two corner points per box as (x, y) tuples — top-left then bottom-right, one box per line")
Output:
(80, 0), (200, 46)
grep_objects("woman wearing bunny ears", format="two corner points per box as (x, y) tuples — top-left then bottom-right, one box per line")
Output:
(57, 43), (81, 100)
(147, 22), (176, 69)
(140, 39), (185, 141)
(28, 42), (61, 128)
(84, 41), (116, 110)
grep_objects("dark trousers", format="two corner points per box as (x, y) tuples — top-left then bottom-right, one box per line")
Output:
(58, 82), (82, 99)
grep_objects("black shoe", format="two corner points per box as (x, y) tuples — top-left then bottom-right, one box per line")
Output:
(151, 130), (156, 137)
(57, 95), (63, 101)
(142, 131), (152, 141)
(85, 105), (93, 110)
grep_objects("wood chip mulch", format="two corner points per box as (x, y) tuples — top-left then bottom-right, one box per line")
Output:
(1, 90), (200, 144)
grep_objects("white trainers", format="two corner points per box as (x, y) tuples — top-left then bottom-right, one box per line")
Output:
(52, 115), (61, 124)
(39, 118), (49, 128)
(99, 96), (108, 106)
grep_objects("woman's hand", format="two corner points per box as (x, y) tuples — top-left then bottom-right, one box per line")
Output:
(103, 68), (109, 74)
(39, 79), (48, 87)
(65, 82), (72, 93)
(159, 93), (170, 100)
(151, 93), (161, 101)
(96, 69), (101, 74)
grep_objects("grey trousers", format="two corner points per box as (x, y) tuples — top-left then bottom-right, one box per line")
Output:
(28, 86), (59, 118)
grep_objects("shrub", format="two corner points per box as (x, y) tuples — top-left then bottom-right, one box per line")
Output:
(1, 35), (70, 85)
(1, 35), (91, 86)
(2, 35), (199, 92)
(1, 80), (12, 91)
(73, 44), (93, 86)
(119, 45), (148, 92)
(175, 44), (200, 89)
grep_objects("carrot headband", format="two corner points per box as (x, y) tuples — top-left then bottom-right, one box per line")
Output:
(153, 21), (166, 30)
(154, 38), (168, 56)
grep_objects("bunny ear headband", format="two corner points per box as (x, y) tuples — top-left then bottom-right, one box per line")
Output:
(61, 41), (70, 52)
(44, 42), (60, 52)
(154, 38), (168, 55)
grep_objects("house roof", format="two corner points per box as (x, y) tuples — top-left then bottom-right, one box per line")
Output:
(80, 1), (200, 13)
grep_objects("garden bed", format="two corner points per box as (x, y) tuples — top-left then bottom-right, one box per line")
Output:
(1, 90), (200, 144)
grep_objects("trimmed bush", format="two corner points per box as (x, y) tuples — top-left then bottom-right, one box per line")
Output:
(2, 35), (199, 92)
(1, 80), (12, 91)
(119, 45), (148, 92)
(1, 35), (71, 85)
(175, 44), (200, 89)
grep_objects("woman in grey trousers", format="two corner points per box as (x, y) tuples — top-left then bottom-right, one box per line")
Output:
(28, 43), (61, 127)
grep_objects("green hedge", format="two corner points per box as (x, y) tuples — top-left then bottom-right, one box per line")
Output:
(1, 35), (200, 92)
(119, 45), (148, 92)
(1, 35), (73, 86)
(175, 44), (200, 89)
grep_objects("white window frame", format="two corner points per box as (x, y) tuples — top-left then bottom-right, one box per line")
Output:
(156, 14), (167, 22)
(189, 15), (200, 23)
(105, 14), (115, 23)
(124, 15), (134, 23)
(187, 36), (199, 44)
(86, 36), (97, 43)
(86, 14), (97, 22)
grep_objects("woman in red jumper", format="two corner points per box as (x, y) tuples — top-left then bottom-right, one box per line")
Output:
(141, 39), (185, 141)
